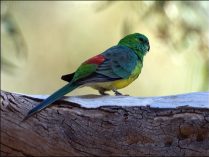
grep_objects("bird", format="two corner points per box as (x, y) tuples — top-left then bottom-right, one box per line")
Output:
(24, 33), (150, 120)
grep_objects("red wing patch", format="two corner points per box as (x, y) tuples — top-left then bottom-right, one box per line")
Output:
(84, 55), (106, 65)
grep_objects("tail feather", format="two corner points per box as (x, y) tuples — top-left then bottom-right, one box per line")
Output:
(23, 82), (78, 120)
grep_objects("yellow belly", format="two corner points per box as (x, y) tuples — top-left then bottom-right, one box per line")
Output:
(89, 77), (135, 90)
(89, 63), (142, 91)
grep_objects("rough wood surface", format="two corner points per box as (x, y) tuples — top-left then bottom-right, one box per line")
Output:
(1, 90), (209, 156)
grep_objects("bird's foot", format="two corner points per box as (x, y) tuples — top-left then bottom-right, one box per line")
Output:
(99, 90), (109, 96)
(112, 89), (123, 96)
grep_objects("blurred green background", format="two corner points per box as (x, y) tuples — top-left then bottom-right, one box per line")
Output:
(1, 1), (209, 96)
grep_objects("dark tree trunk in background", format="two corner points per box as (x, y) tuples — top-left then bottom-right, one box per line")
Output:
(1, 90), (209, 156)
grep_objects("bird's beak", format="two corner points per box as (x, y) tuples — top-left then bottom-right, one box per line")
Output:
(145, 41), (150, 52)
(147, 42), (150, 52)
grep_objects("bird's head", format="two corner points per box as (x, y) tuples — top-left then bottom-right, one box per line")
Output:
(118, 33), (150, 57)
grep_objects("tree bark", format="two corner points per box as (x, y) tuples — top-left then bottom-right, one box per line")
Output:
(1, 90), (209, 156)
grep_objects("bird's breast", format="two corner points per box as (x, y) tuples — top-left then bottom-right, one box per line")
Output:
(89, 62), (142, 90)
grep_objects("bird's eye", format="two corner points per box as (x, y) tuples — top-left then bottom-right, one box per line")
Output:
(139, 38), (143, 42)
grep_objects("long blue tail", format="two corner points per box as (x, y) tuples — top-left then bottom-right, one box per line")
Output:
(24, 82), (78, 120)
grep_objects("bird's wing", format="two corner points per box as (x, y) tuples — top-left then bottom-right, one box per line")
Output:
(71, 55), (105, 82)
(76, 45), (138, 85)
(98, 45), (138, 78)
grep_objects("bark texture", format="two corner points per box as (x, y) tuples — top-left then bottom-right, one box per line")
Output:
(1, 90), (209, 156)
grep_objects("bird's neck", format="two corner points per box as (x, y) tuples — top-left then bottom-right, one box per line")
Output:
(134, 49), (144, 64)
(117, 43), (144, 63)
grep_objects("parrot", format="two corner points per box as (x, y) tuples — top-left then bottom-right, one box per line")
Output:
(24, 33), (150, 120)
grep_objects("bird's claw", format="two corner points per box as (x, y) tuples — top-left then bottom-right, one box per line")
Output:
(112, 89), (127, 96)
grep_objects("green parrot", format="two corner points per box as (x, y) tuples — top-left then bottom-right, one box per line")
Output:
(24, 33), (150, 120)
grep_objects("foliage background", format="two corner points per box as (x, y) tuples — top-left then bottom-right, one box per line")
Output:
(1, 1), (209, 96)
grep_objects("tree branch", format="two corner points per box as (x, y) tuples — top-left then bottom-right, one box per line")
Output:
(1, 90), (209, 156)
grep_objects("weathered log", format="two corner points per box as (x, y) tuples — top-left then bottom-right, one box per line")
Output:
(1, 90), (209, 156)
